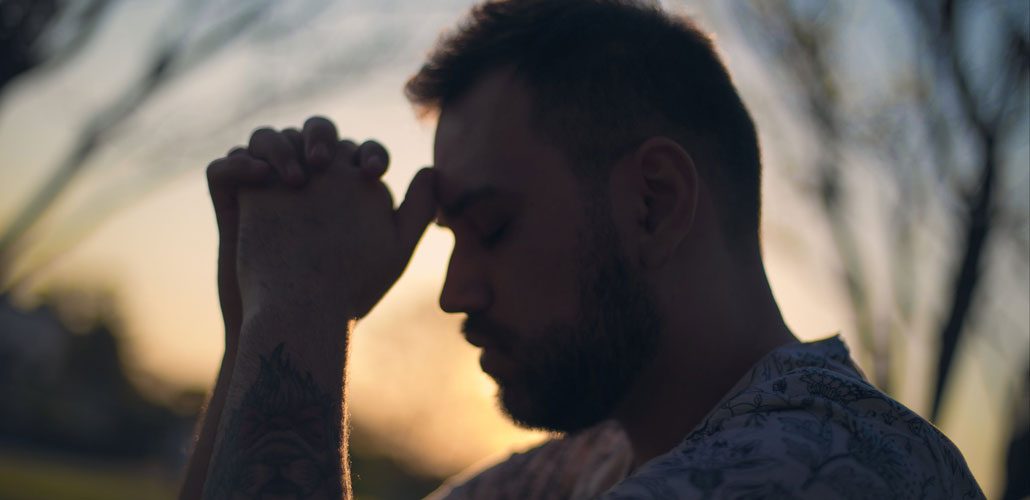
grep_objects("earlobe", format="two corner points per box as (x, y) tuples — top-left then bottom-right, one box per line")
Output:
(634, 137), (698, 268)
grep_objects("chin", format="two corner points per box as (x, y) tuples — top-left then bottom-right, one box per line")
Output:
(496, 381), (611, 434)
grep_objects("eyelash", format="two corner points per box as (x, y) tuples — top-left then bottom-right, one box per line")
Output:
(481, 221), (509, 249)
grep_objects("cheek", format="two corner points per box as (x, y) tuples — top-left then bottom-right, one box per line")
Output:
(490, 211), (583, 327)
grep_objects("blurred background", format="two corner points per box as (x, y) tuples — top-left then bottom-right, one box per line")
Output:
(0, 0), (1026, 498)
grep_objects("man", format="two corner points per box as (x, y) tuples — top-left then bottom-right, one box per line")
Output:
(181, 0), (984, 498)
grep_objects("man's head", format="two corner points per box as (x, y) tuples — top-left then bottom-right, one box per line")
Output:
(407, 0), (762, 432)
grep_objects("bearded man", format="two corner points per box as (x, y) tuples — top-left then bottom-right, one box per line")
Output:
(181, 1), (983, 498)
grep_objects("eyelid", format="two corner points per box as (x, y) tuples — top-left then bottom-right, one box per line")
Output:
(481, 220), (509, 248)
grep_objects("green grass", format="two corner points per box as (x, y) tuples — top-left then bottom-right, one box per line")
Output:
(0, 450), (178, 500)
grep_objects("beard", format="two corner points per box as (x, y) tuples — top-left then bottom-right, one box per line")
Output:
(463, 199), (662, 434)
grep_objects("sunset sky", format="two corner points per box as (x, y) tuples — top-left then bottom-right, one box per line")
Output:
(0, 0), (1022, 494)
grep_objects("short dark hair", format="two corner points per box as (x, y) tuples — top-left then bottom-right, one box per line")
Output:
(406, 0), (762, 244)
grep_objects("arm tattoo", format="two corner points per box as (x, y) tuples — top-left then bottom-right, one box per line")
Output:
(204, 343), (343, 499)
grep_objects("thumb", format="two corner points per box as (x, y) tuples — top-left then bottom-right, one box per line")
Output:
(395, 167), (437, 254)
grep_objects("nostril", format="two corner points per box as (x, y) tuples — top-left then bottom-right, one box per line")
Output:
(439, 282), (491, 315)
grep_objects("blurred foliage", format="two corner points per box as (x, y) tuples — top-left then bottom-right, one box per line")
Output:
(0, 0), (405, 290)
(0, 290), (193, 497)
(0, 291), (193, 459)
(0, 450), (177, 500)
(0, 0), (272, 284)
(1, 0), (1026, 497)
(732, 0), (1027, 406)
(725, 0), (1027, 496)
(0, 1), (442, 497)
(349, 437), (445, 499)
(0, 290), (445, 498)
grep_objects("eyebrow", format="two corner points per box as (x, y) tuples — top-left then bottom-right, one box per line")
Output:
(436, 186), (505, 226)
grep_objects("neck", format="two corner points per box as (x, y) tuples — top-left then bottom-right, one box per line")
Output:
(613, 252), (797, 470)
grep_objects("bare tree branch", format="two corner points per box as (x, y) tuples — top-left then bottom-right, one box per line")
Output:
(0, 1), (276, 283)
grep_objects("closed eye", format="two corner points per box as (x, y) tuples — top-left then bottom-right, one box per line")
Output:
(481, 221), (510, 249)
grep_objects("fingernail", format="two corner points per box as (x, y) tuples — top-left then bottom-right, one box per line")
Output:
(310, 144), (330, 164)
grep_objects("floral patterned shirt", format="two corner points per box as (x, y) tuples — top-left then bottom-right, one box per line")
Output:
(428, 336), (984, 499)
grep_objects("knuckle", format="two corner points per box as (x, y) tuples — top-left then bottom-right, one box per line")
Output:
(248, 127), (278, 147)
(224, 154), (253, 170)
(206, 158), (227, 180)
(338, 139), (358, 156)
(281, 129), (304, 153)
(359, 140), (389, 165)
(208, 154), (266, 187)
(304, 115), (334, 130)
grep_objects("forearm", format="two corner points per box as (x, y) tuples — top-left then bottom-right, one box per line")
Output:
(202, 307), (352, 499)
(182, 233), (246, 498)
(180, 347), (236, 499)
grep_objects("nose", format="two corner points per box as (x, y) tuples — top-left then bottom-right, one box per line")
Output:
(439, 248), (491, 314)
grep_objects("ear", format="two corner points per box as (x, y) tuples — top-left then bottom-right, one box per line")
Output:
(631, 136), (698, 268)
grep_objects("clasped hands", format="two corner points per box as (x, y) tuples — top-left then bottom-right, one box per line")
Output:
(207, 117), (436, 341)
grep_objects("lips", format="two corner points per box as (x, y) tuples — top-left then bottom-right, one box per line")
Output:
(464, 330), (489, 348)
(461, 314), (515, 351)
(479, 348), (512, 379)
(463, 315), (518, 378)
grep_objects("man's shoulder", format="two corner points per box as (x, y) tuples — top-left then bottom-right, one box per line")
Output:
(426, 420), (631, 500)
(427, 338), (984, 499)
(604, 354), (985, 499)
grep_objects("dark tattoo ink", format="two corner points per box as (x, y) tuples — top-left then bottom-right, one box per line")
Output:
(205, 343), (343, 499)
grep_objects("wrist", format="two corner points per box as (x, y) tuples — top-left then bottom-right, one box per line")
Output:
(241, 300), (354, 340)
(224, 323), (240, 355)
(240, 274), (355, 320)
(237, 305), (352, 386)
(221, 344), (238, 366)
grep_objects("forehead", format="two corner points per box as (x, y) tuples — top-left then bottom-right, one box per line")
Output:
(433, 69), (571, 204)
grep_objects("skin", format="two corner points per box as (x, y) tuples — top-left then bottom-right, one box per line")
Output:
(182, 68), (799, 497)
(434, 70), (588, 386)
(435, 69), (798, 466)
(435, 68), (665, 434)
(181, 118), (399, 499)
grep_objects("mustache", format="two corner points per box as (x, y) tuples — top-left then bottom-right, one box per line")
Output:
(462, 314), (516, 351)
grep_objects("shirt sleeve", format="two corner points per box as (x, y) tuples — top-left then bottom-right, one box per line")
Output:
(426, 420), (632, 500)
(600, 368), (984, 499)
